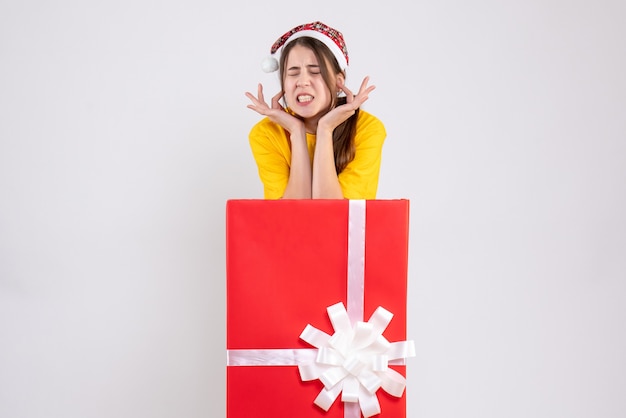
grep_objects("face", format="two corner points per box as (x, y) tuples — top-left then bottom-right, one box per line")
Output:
(283, 44), (339, 127)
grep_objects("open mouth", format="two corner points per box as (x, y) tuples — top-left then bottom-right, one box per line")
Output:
(297, 95), (314, 103)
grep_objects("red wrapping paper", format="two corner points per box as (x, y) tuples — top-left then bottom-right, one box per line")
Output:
(226, 199), (410, 418)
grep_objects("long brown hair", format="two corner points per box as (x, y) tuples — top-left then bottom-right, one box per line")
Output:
(279, 37), (358, 174)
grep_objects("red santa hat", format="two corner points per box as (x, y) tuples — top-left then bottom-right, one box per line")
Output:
(261, 21), (349, 73)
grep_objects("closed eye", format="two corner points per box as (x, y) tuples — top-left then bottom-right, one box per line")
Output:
(307, 65), (321, 74)
(286, 65), (321, 77)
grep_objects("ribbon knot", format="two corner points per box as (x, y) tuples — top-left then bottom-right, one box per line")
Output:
(298, 302), (416, 418)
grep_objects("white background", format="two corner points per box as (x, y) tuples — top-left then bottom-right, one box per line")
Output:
(1, 1), (625, 417)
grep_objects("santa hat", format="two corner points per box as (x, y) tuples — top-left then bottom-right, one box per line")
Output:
(261, 21), (349, 73)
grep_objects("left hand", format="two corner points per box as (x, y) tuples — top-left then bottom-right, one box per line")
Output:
(317, 76), (376, 132)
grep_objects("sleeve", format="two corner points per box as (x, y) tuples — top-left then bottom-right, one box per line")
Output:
(338, 113), (387, 199)
(248, 119), (290, 199)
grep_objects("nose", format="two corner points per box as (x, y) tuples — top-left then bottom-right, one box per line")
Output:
(296, 75), (310, 87)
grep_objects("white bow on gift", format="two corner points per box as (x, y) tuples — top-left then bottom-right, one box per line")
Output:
(298, 302), (416, 418)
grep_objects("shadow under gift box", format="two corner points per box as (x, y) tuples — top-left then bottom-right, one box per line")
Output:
(226, 199), (410, 418)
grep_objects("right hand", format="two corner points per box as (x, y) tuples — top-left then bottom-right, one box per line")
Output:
(245, 84), (305, 135)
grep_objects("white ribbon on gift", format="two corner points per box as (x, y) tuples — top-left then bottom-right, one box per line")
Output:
(226, 200), (415, 418)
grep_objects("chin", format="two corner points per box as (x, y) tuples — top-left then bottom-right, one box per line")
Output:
(295, 106), (323, 118)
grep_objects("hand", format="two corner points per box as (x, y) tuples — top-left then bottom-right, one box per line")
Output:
(318, 76), (376, 133)
(245, 84), (305, 134)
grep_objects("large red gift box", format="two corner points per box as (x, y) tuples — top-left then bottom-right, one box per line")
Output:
(226, 199), (412, 418)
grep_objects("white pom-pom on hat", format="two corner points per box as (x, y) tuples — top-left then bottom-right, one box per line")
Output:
(261, 56), (279, 73)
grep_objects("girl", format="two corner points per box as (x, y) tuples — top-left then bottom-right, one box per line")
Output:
(245, 21), (386, 199)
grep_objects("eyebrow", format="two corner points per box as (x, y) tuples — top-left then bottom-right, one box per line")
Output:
(287, 64), (320, 72)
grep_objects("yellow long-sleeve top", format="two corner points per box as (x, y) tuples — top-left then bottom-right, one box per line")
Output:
(248, 110), (386, 199)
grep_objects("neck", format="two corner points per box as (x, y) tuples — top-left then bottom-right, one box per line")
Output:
(304, 117), (320, 135)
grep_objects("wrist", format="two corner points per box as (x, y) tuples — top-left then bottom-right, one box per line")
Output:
(315, 123), (334, 138)
(287, 125), (307, 144)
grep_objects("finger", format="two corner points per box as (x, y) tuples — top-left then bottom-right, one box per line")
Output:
(354, 89), (374, 107)
(271, 90), (285, 110)
(359, 85), (376, 98)
(357, 76), (375, 95)
(353, 77), (375, 104)
(257, 83), (265, 103)
(245, 92), (259, 107)
(246, 104), (265, 115)
(358, 76), (370, 91)
(341, 85), (355, 103)
(245, 91), (264, 108)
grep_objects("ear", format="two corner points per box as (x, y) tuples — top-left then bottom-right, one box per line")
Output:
(336, 73), (345, 87)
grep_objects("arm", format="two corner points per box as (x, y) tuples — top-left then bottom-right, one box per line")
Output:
(246, 84), (311, 198)
(281, 125), (311, 199)
(311, 125), (343, 198)
(313, 77), (376, 199)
